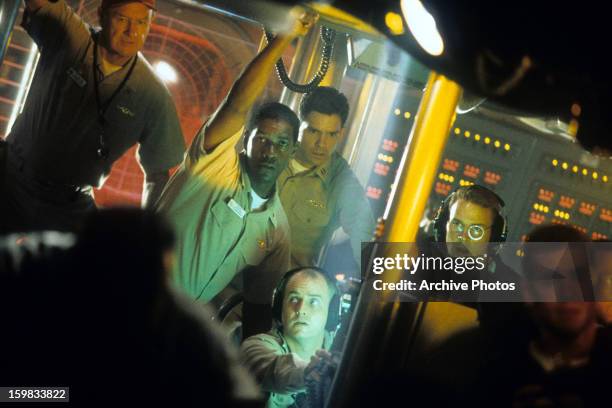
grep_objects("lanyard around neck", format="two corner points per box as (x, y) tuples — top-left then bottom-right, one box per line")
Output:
(92, 37), (137, 123)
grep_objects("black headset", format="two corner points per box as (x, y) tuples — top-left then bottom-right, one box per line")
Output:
(271, 266), (341, 332)
(432, 185), (508, 243)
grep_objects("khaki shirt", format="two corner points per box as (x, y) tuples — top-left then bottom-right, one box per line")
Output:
(278, 152), (374, 267)
(240, 328), (334, 408)
(8, 0), (184, 186)
(157, 128), (291, 304)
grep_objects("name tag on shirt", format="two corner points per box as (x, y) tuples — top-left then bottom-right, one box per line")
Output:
(66, 67), (87, 88)
(227, 198), (246, 219)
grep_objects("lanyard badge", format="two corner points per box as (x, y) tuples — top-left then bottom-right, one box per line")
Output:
(92, 37), (137, 161)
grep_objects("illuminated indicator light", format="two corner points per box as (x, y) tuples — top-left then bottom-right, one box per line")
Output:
(464, 131), (471, 138)
(494, 140), (501, 148)
(562, 162), (568, 170)
(385, 12), (405, 35)
(394, 108), (401, 115)
(582, 169), (588, 176)
(571, 103), (582, 117)
(474, 134), (481, 141)
(568, 119), (579, 137)
(593, 172), (598, 180)
(454, 127), (461, 135)
(572, 165), (578, 173)
(552, 159), (558, 166)
(504, 143), (510, 151)
(404, 111), (411, 119)
(484, 137), (491, 144)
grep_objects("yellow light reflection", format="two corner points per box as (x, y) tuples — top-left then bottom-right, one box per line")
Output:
(385, 12), (405, 35)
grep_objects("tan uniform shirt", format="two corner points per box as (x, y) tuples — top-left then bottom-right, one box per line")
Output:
(278, 152), (374, 267)
(157, 128), (291, 304)
(240, 328), (334, 408)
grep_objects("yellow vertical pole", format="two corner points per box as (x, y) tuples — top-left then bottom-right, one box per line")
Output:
(385, 72), (461, 243)
(328, 71), (462, 407)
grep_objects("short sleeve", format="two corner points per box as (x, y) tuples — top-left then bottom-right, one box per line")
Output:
(185, 125), (244, 180)
(22, 0), (87, 55)
(138, 86), (185, 175)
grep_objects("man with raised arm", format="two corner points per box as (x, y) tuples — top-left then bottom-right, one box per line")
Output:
(1, 0), (184, 233)
(156, 9), (317, 333)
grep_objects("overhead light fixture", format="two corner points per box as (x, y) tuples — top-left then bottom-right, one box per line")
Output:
(400, 0), (444, 56)
(153, 61), (178, 84)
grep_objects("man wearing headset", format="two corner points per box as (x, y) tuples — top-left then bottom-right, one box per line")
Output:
(432, 184), (507, 259)
(430, 185), (523, 318)
(240, 267), (337, 408)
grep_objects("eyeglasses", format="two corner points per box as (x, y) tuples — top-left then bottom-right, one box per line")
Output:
(253, 136), (291, 153)
(448, 219), (492, 241)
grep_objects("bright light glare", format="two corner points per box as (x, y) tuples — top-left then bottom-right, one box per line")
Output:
(154, 61), (178, 83)
(400, 0), (444, 56)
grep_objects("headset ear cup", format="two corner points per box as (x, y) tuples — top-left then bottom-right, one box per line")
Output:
(490, 214), (508, 242)
(432, 201), (450, 242)
(271, 285), (283, 327)
(325, 290), (341, 332)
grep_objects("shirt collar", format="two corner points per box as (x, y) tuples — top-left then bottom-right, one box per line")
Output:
(290, 155), (335, 186)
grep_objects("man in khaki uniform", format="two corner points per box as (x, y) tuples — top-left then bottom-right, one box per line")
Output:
(156, 9), (316, 333)
(278, 87), (374, 268)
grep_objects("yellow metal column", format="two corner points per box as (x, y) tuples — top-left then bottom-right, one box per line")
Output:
(386, 72), (461, 243)
(327, 71), (462, 408)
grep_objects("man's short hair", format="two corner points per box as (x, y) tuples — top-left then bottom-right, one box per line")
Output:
(285, 268), (338, 301)
(299, 86), (349, 126)
(248, 102), (299, 143)
(447, 185), (504, 213)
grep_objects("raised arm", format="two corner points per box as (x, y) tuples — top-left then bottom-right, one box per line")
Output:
(201, 8), (317, 152)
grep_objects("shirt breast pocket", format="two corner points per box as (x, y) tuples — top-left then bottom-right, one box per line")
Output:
(291, 199), (331, 228)
(210, 198), (244, 229)
(104, 99), (142, 147)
